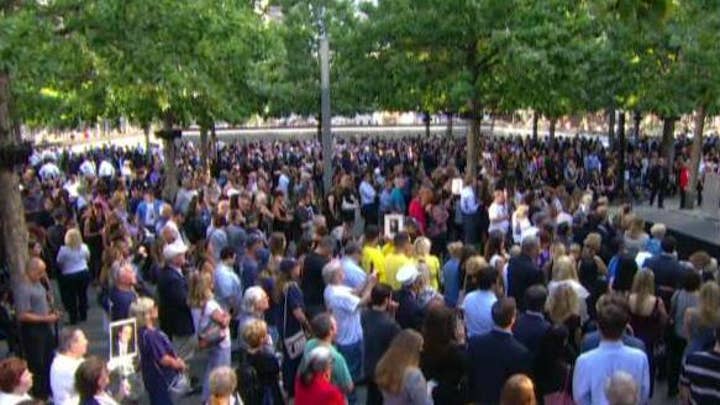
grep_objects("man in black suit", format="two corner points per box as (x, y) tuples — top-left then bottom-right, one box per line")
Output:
(513, 284), (550, 355)
(361, 284), (401, 405)
(506, 235), (545, 310)
(648, 157), (670, 209)
(467, 297), (532, 404)
(158, 241), (194, 342)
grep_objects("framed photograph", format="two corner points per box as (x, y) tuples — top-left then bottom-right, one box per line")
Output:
(451, 178), (463, 195)
(384, 214), (404, 239)
(109, 318), (138, 361)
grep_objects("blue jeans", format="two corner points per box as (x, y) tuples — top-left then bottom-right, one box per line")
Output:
(337, 340), (363, 405)
(202, 344), (231, 401)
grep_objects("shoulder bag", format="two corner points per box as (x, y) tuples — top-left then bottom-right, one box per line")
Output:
(282, 283), (307, 360)
(198, 300), (226, 349)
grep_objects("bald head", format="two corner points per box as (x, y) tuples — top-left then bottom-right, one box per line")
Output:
(26, 257), (46, 282)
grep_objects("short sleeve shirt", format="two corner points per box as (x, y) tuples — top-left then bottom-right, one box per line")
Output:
(280, 283), (305, 337)
(303, 339), (353, 391)
(16, 282), (49, 316)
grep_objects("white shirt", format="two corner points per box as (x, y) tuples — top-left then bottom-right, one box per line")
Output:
(50, 353), (84, 405)
(573, 341), (650, 405)
(488, 202), (509, 234)
(39, 162), (61, 182)
(79, 160), (97, 177)
(98, 160), (116, 178)
(192, 299), (231, 349)
(460, 186), (479, 215)
(323, 284), (363, 345)
(0, 392), (31, 405)
(359, 181), (377, 206)
(56, 245), (90, 275)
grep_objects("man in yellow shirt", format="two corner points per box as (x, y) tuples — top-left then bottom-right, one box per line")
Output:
(384, 232), (414, 290)
(361, 225), (387, 283)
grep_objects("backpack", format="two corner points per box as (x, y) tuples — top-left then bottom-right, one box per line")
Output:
(236, 357), (266, 405)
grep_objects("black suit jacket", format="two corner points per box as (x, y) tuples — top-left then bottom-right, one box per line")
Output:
(467, 329), (532, 404)
(157, 266), (194, 338)
(507, 254), (545, 310)
(512, 312), (551, 355)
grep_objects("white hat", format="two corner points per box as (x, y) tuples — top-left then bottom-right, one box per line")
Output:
(396, 264), (420, 286)
(163, 240), (188, 261)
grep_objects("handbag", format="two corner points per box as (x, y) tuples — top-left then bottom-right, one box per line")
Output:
(282, 283), (307, 360)
(198, 301), (226, 349)
(543, 366), (575, 405)
(142, 329), (192, 400)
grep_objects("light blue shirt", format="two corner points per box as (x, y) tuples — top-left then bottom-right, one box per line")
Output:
(573, 341), (650, 405)
(341, 257), (367, 290)
(460, 186), (479, 215)
(214, 262), (242, 314)
(461, 290), (497, 338)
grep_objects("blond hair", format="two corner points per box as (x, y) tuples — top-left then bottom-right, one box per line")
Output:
(64, 228), (84, 249)
(208, 366), (237, 405)
(546, 283), (580, 324)
(697, 281), (720, 326)
(130, 297), (155, 328)
(188, 271), (214, 308)
(243, 319), (268, 350)
(375, 330), (424, 395)
(552, 256), (578, 282)
(414, 237), (432, 257)
(630, 270), (656, 314)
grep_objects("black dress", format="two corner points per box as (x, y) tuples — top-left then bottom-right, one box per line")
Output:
(421, 343), (468, 404)
(243, 349), (284, 405)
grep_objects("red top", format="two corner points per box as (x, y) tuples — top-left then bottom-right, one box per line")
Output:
(408, 197), (427, 234)
(294, 374), (345, 405)
(679, 166), (690, 190)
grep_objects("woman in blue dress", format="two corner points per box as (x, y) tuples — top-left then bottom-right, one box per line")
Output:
(131, 297), (187, 404)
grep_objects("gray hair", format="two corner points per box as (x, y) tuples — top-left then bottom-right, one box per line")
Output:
(521, 235), (539, 253)
(299, 346), (333, 386)
(604, 371), (639, 405)
(58, 328), (82, 353)
(322, 260), (343, 285)
(242, 286), (267, 313)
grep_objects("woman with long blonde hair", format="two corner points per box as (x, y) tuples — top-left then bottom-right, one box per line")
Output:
(628, 270), (667, 396)
(546, 283), (582, 356)
(188, 271), (231, 402)
(375, 329), (432, 404)
(623, 215), (649, 258)
(56, 228), (91, 324)
(548, 255), (589, 322)
(684, 281), (720, 355)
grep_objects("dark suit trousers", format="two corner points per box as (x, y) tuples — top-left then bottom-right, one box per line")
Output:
(58, 270), (90, 324)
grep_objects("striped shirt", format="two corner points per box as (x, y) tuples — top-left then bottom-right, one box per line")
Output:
(680, 349), (720, 404)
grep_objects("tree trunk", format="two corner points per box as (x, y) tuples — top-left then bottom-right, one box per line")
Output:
(161, 117), (179, 203)
(446, 112), (453, 138)
(687, 104), (706, 209)
(320, 34), (333, 196)
(549, 117), (557, 139)
(617, 111), (626, 198)
(199, 125), (209, 170)
(661, 116), (675, 168)
(607, 108), (616, 147)
(532, 111), (539, 140)
(0, 73), (29, 285)
(633, 110), (641, 141)
(466, 98), (481, 177)
(210, 124), (217, 170)
(143, 123), (151, 164)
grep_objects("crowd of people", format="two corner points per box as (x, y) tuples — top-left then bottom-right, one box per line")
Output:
(1, 132), (720, 405)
